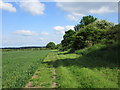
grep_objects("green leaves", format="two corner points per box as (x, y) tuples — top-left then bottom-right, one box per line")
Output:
(46, 42), (56, 49)
(61, 30), (76, 51)
(60, 15), (119, 52)
(74, 15), (97, 31)
(94, 20), (114, 29)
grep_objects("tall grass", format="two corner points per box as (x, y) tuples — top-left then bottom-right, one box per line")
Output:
(55, 43), (118, 88)
(75, 43), (119, 64)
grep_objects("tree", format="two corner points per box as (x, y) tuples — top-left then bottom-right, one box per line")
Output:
(61, 29), (76, 51)
(93, 20), (114, 29)
(80, 15), (97, 26)
(104, 24), (120, 44)
(59, 16), (117, 51)
(74, 15), (97, 31)
(74, 24), (84, 31)
(56, 43), (62, 50)
(72, 24), (108, 50)
(46, 42), (56, 49)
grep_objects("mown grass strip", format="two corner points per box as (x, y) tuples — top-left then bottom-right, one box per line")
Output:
(56, 66), (79, 88)
(29, 51), (57, 88)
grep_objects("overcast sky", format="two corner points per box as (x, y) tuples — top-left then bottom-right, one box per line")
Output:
(0, 0), (118, 47)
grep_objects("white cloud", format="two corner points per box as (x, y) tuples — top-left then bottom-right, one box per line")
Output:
(89, 6), (115, 14)
(53, 25), (74, 34)
(56, 2), (117, 21)
(0, 1), (16, 12)
(19, 0), (45, 15)
(67, 14), (78, 21)
(39, 37), (44, 41)
(53, 26), (65, 34)
(13, 30), (37, 36)
(53, 26), (65, 31)
(40, 32), (49, 35)
(67, 12), (85, 21)
(65, 25), (74, 30)
(72, 12), (85, 17)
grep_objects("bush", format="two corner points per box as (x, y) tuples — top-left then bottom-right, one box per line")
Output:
(46, 42), (56, 49)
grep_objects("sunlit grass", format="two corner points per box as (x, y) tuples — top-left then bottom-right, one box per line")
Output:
(2, 43), (119, 88)
(55, 43), (118, 88)
(29, 52), (57, 88)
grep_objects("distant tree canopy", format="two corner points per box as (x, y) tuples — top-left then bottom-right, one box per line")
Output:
(74, 15), (97, 31)
(46, 42), (56, 49)
(59, 15), (119, 52)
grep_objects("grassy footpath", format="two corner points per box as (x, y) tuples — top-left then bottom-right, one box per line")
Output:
(27, 51), (57, 88)
(28, 47), (118, 88)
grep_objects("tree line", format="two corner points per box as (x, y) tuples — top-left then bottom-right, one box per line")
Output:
(46, 15), (119, 52)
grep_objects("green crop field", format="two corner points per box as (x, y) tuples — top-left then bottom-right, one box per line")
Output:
(2, 49), (50, 88)
(2, 44), (119, 88)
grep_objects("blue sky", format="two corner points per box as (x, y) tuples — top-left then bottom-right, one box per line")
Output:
(0, 1), (118, 47)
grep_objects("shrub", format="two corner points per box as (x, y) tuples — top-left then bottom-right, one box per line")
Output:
(46, 42), (56, 49)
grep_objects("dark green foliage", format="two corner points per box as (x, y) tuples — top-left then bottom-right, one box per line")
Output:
(56, 43), (63, 51)
(56, 43), (61, 48)
(60, 15), (119, 52)
(74, 15), (97, 31)
(61, 29), (76, 51)
(80, 15), (97, 26)
(93, 20), (114, 29)
(72, 25), (108, 50)
(99, 24), (120, 45)
(74, 24), (84, 32)
(107, 24), (120, 42)
(46, 42), (56, 49)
